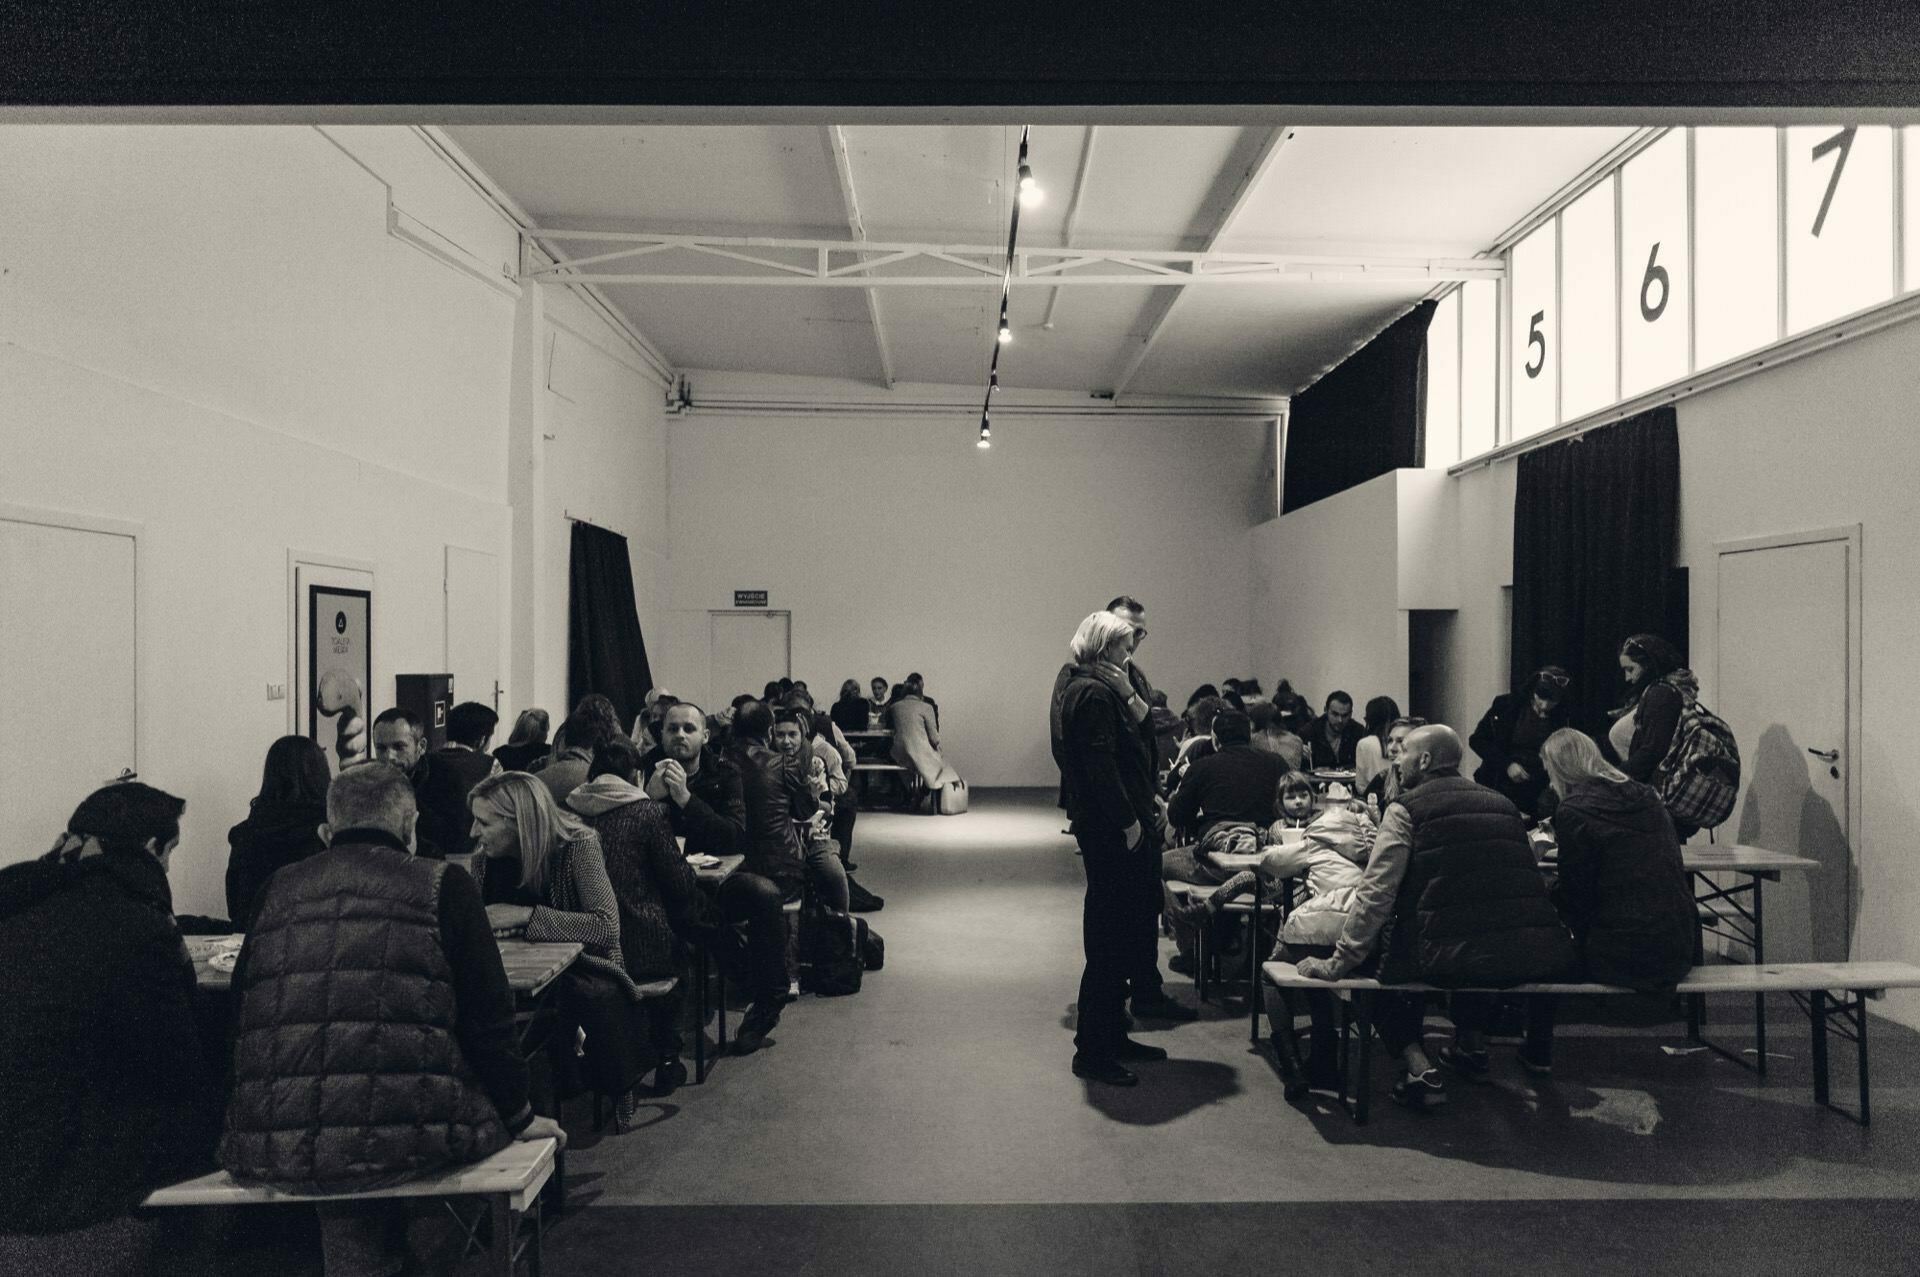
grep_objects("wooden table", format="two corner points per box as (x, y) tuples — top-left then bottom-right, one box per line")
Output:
(688, 853), (744, 1082)
(189, 936), (582, 998)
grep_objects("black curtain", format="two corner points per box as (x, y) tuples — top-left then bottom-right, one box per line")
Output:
(1510, 406), (1681, 737)
(1281, 300), (1436, 514)
(568, 521), (654, 729)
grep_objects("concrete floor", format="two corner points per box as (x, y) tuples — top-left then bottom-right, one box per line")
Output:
(219, 789), (1920, 1273)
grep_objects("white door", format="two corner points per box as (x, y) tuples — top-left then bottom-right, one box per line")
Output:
(446, 546), (501, 714)
(708, 611), (790, 711)
(1715, 531), (1856, 962)
(0, 515), (137, 867)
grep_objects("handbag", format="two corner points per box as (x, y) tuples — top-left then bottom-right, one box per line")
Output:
(937, 778), (970, 816)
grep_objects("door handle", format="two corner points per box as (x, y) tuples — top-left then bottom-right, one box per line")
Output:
(1807, 747), (1840, 763)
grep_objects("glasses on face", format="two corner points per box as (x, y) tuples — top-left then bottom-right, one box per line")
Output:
(1538, 672), (1570, 689)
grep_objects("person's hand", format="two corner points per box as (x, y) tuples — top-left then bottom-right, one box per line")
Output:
(516, 1114), (568, 1150)
(643, 766), (671, 802)
(660, 760), (692, 807)
(487, 904), (534, 931)
(1296, 957), (1341, 981)
(1507, 762), (1530, 784)
(1122, 821), (1144, 851)
(1151, 807), (1170, 840)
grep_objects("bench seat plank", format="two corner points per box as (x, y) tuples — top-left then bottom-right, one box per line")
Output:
(1262, 960), (1920, 997)
(145, 1138), (557, 1214)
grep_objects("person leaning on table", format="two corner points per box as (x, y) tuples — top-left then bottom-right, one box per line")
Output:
(1294, 724), (1573, 1112)
(219, 763), (563, 1277)
(0, 782), (221, 1276)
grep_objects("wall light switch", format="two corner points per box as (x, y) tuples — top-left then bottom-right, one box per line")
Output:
(267, 683), (287, 701)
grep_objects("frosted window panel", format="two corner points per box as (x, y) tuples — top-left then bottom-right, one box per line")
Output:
(1619, 130), (1690, 397)
(1786, 125), (1892, 334)
(1509, 222), (1558, 440)
(1425, 290), (1460, 468)
(1559, 178), (1618, 420)
(1694, 128), (1780, 368)
(1460, 279), (1497, 458)
(1907, 129), (1920, 292)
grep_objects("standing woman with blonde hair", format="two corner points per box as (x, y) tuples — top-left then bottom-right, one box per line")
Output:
(469, 771), (656, 1127)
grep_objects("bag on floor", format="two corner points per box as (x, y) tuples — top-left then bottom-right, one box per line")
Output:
(799, 902), (864, 996)
(846, 874), (885, 913)
(937, 778), (969, 815)
(856, 917), (886, 971)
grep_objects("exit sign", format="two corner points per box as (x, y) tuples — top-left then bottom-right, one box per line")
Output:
(734, 590), (769, 608)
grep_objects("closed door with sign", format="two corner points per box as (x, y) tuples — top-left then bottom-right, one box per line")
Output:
(709, 611), (789, 711)
(1715, 530), (1856, 962)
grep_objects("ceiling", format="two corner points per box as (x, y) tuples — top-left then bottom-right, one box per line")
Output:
(445, 123), (1635, 401)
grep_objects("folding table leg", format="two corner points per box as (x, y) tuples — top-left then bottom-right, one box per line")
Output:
(1352, 992), (1375, 1125)
(1752, 876), (1767, 1077)
(1810, 990), (1830, 1107)
(1248, 896), (1262, 1044)
(1856, 996), (1871, 1128)
(693, 945), (709, 1083)
(488, 1194), (513, 1277)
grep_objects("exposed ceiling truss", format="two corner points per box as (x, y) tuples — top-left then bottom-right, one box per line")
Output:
(519, 229), (1505, 288)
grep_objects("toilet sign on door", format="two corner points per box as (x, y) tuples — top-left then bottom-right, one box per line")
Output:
(734, 590), (768, 608)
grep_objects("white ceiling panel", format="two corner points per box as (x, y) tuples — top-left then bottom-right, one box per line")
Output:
(1126, 283), (1432, 399)
(606, 284), (878, 382)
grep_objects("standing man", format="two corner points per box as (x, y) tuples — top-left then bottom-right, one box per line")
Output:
(1056, 612), (1186, 1088)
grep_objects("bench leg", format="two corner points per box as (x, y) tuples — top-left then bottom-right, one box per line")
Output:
(1352, 992), (1374, 1125)
(1810, 990), (1830, 1107)
(488, 1193), (514, 1277)
(1752, 877), (1767, 1078)
(1248, 897), (1262, 1045)
(1195, 915), (1209, 1004)
(1335, 996), (1351, 1110)
(544, 1148), (565, 1220)
(1857, 997), (1871, 1128)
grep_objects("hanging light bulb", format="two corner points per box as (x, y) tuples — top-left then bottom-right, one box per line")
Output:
(1017, 162), (1042, 208)
(978, 414), (992, 448)
(990, 371), (1000, 393)
(997, 319), (1012, 344)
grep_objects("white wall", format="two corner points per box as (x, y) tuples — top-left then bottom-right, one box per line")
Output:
(657, 402), (1269, 786)
(0, 125), (659, 918)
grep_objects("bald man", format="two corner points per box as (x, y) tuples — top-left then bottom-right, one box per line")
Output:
(1295, 724), (1572, 1111)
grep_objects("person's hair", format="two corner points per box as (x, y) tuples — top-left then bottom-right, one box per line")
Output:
(254, 735), (333, 809)
(870, 676), (887, 689)
(731, 692), (758, 711)
(1186, 683), (1219, 708)
(1251, 727), (1306, 768)
(1185, 695), (1228, 734)
(1150, 689), (1169, 709)
(772, 707), (806, 731)
(372, 706), (423, 736)
(559, 699), (616, 753)
(664, 700), (708, 725)
(66, 782), (187, 859)
(1388, 715), (1429, 734)
(446, 701), (499, 747)
(1221, 677), (1244, 693)
(1106, 595), (1145, 614)
(793, 680), (808, 692)
(1363, 696), (1401, 739)
(839, 679), (862, 701)
(783, 688), (816, 711)
(1528, 665), (1572, 706)
(588, 735), (647, 783)
(1620, 634), (1683, 683)
(1275, 771), (1315, 811)
(1325, 690), (1354, 711)
(888, 682), (912, 705)
(1247, 700), (1278, 730)
(505, 708), (550, 748)
(1212, 708), (1252, 744)
(1220, 687), (1245, 710)
(1069, 610), (1135, 664)
(325, 764), (416, 838)
(1540, 727), (1630, 793)
(763, 680), (783, 701)
(468, 771), (591, 894)
(1237, 678), (1265, 697)
(732, 699), (773, 742)
(575, 694), (622, 741)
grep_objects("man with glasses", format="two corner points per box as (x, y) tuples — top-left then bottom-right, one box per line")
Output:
(1469, 665), (1573, 820)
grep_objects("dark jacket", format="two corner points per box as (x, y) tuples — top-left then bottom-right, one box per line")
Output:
(219, 832), (530, 1191)
(1056, 668), (1158, 837)
(224, 799), (328, 930)
(414, 747), (499, 856)
(641, 745), (747, 858)
(1167, 743), (1289, 837)
(569, 788), (717, 979)
(726, 737), (816, 897)
(0, 849), (219, 1233)
(830, 696), (872, 733)
(1615, 680), (1684, 784)
(1379, 772), (1575, 987)
(1307, 715), (1368, 770)
(492, 741), (549, 773)
(1469, 692), (1571, 817)
(1550, 779), (1697, 991)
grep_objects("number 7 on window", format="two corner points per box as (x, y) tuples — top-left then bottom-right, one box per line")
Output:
(1809, 126), (1855, 239)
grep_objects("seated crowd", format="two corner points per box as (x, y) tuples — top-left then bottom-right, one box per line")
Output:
(1059, 602), (1707, 1101)
(0, 673), (910, 1276)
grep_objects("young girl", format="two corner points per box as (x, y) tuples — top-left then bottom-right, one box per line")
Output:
(1269, 772), (1317, 838)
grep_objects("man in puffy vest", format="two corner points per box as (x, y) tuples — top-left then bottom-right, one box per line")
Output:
(219, 763), (564, 1275)
(1296, 724), (1572, 1111)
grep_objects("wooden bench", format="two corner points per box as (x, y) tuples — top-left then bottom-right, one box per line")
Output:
(144, 1138), (558, 1276)
(1164, 879), (1262, 1005)
(1263, 961), (1920, 1126)
(851, 761), (923, 809)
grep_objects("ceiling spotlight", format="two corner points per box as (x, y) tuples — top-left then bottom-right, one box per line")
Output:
(1017, 163), (1042, 208)
(977, 418), (992, 449)
(990, 371), (1000, 393)
(997, 320), (1012, 344)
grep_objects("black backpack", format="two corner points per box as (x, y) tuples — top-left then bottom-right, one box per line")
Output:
(799, 902), (864, 996)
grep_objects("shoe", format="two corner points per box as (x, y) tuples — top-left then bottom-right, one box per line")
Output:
(1113, 1037), (1169, 1062)
(1436, 1044), (1492, 1084)
(1166, 952), (1197, 978)
(653, 1057), (688, 1095)
(1268, 1034), (1308, 1100)
(1306, 1056), (1343, 1092)
(1130, 994), (1199, 1023)
(1517, 1049), (1554, 1077)
(731, 1003), (782, 1055)
(1071, 1054), (1138, 1086)
(843, 861), (859, 872)
(1390, 1068), (1449, 1110)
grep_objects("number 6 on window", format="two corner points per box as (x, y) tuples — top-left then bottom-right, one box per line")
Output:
(1639, 241), (1669, 323)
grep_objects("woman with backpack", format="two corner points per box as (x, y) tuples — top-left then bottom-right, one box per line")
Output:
(1606, 634), (1685, 782)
